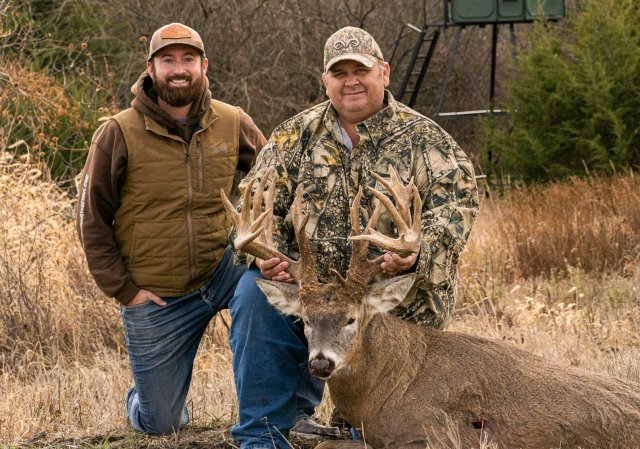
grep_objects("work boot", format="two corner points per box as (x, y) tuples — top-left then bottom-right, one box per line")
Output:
(291, 415), (340, 439)
(330, 408), (360, 440)
(329, 408), (350, 430)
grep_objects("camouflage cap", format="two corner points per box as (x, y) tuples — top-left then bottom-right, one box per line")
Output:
(147, 23), (206, 61)
(323, 26), (384, 72)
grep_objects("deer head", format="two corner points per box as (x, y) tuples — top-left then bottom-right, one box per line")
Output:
(256, 273), (416, 380)
(222, 166), (422, 379)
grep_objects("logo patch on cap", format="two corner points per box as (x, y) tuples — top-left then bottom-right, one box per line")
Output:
(160, 24), (191, 39)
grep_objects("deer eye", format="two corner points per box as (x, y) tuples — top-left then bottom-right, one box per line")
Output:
(346, 318), (356, 326)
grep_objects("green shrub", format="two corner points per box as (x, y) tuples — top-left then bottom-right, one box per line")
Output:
(485, 0), (640, 182)
(0, 0), (131, 185)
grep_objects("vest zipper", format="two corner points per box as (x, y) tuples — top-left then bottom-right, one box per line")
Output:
(184, 144), (197, 283)
(197, 140), (204, 192)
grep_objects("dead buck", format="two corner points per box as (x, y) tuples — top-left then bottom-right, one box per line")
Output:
(222, 167), (640, 449)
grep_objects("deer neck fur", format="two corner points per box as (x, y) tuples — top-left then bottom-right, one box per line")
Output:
(327, 313), (430, 426)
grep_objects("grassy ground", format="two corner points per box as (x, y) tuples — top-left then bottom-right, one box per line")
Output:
(1, 155), (638, 448)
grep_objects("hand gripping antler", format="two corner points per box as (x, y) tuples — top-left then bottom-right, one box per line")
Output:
(221, 169), (318, 287)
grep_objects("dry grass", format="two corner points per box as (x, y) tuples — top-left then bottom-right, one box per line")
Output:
(468, 173), (640, 280)
(457, 174), (640, 381)
(1, 156), (638, 448)
(0, 152), (119, 362)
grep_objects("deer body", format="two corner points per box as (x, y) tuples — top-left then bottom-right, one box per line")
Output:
(325, 313), (640, 449)
(222, 167), (640, 449)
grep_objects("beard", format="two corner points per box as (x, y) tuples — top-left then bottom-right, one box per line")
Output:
(153, 71), (206, 107)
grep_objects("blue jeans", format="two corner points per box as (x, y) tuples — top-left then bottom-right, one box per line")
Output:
(121, 247), (323, 447)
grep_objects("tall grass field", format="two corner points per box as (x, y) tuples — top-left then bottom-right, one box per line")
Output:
(1, 154), (639, 448)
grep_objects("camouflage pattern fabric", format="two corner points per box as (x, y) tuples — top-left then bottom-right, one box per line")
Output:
(238, 91), (479, 328)
(323, 26), (383, 71)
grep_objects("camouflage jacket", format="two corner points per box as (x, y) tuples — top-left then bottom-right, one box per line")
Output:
(239, 91), (479, 328)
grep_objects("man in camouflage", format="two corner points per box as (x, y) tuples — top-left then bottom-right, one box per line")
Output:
(243, 26), (479, 328)
(231, 26), (479, 445)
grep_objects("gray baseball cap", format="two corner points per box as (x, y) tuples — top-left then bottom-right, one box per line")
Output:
(147, 23), (206, 61)
(323, 26), (384, 72)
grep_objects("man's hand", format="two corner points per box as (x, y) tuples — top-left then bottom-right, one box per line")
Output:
(381, 251), (418, 276)
(256, 257), (295, 283)
(126, 289), (167, 308)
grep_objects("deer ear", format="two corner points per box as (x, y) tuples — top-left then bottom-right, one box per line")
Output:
(365, 274), (417, 314)
(255, 279), (302, 316)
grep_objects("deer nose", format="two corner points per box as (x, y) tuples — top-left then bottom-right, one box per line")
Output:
(309, 354), (335, 378)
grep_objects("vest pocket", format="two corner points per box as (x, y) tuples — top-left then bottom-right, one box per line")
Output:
(129, 219), (190, 291)
(197, 141), (236, 194)
(193, 212), (228, 285)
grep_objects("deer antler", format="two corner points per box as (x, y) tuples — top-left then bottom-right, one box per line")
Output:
(350, 165), (422, 257)
(221, 170), (318, 287)
(290, 185), (320, 288)
(338, 186), (386, 286)
(344, 165), (422, 286)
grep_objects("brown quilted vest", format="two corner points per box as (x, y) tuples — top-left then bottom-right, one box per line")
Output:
(112, 100), (239, 297)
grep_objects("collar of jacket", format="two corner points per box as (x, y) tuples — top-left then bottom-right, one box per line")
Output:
(323, 90), (400, 149)
(141, 102), (221, 142)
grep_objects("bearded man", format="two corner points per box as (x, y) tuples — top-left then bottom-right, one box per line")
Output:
(75, 23), (329, 439)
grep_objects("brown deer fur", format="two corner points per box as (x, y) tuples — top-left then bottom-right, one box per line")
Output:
(258, 275), (640, 449)
(222, 169), (640, 449)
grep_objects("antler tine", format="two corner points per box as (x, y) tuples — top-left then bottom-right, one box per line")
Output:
(366, 197), (384, 230)
(410, 183), (422, 237)
(349, 167), (422, 258)
(220, 170), (301, 281)
(263, 176), (276, 244)
(345, 187), (384, 286)
(252, 168), (276, 243)
(290, 186), (319, 288)
(223, 177), (264, 241)
(366, 188), (411, 234)
(371, 165), (413, 224)
(251, 171), (268, 223)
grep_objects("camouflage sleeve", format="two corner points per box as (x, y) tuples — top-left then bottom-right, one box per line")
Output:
(233, 122), (302, 265)
(412, 128), (480, 292)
